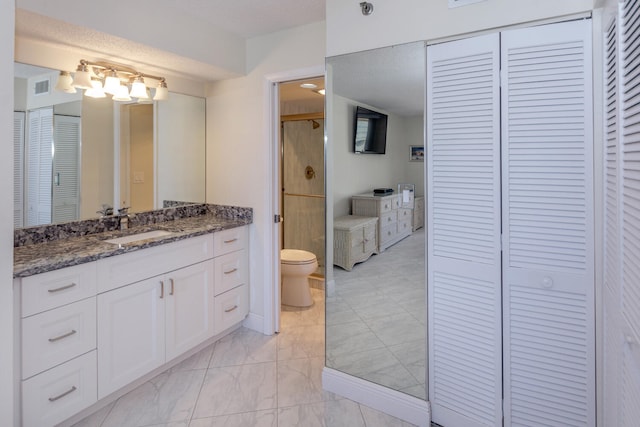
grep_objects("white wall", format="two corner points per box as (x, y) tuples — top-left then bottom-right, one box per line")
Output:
(326, 0), (594, 56)
(1, 0), (14, 424)
(205, 21), (326, 332)
(157, 92), (206, 207)
(17, 1), (245, 77)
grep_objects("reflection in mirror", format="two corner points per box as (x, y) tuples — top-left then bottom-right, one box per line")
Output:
(13, 63), (206, 229)
(326, 41), (427, 399)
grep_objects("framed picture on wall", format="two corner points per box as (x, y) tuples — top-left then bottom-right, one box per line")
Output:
(410, 145), (424, 162)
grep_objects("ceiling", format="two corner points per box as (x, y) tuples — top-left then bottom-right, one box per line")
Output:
(15, 2), (424, 117)
(330, 42), (426, 117)
(167, 0), (326, 39)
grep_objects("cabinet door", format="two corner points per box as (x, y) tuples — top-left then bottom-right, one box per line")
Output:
(427, 33), (503, 427)
(165, 261), (215, 361)
(97, 278), (165, 399)
(501, 20), (594, 426)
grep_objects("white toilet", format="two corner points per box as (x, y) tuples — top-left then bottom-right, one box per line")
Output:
(281, 249), (318, 307)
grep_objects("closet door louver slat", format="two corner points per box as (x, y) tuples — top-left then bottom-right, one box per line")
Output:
(502, 20), (594, 427)
(427, 33), (502, 427)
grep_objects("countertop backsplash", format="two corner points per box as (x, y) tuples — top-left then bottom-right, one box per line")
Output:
(14, 203), (252, 247)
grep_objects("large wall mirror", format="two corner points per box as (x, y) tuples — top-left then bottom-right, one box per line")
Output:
(325, 41), (427, 399)
(13, 63), (206, 229)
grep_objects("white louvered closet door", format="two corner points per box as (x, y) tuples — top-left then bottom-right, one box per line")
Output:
(26, 108), (53, 226)
(52, 115), (81, 223)
(602, 14), (623, 427)
(14, 111), (25, 228)
(619, 0), (640, 424)
(501, 20), (594, 426)
(427, 33), (503, 427)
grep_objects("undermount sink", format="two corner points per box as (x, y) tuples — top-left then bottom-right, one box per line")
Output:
(104, 230), (173, 245)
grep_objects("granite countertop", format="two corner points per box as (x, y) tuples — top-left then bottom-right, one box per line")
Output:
(14, 213), (251, 278)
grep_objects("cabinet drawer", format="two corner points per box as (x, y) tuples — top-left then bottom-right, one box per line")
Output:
(380, 223), (398, 243)
(380, 210), (397, 226)
(22, 298), (96, 379)
(21, 262), (97, 318)
(213, 226), (247, 256)
(22, 351), (97, 427)
(214, 250), (248, 296)
(379, 199), (393, 213)
(398, 208), (412, 220)
(398, 218), (412, 234)
(97, 234), (214, 293)
(214, 284), (248, 335)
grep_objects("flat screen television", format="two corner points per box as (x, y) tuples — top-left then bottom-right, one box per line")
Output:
(353, 106), (388, 154)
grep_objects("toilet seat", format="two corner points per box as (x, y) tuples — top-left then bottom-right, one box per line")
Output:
(281, 249), (317, 265)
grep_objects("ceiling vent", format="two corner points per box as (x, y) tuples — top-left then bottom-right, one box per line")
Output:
(34, 78), (50, 96)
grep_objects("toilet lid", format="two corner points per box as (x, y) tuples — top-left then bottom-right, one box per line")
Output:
(281, 249), (317, 265)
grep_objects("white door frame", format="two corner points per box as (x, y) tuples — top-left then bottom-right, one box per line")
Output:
(264, 65), (325, 335)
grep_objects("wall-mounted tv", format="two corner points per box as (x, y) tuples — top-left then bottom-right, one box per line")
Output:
(353, 106), (388, 154)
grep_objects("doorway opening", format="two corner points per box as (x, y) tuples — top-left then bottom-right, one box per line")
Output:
(276, 75), (325, 328)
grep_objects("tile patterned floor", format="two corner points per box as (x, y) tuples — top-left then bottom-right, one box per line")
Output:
(72, 289), (417, 427)
(327, 228), (426, 399)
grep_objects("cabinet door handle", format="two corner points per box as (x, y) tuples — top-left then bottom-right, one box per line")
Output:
(225, 305), (238, 313)
(47, 283), (77, 293)
(160, 281), (164, 299)
(224, 268), (238, 275)
(170, 278), (175, 295)
(48, 329), (77, 342)
(224, 238), (238, 244)
(48, 386), (77, 402)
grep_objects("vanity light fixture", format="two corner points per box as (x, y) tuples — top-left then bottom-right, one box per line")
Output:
(55, 59), (168, 102)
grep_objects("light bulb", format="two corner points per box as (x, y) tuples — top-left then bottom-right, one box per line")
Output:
(103, 70), (121, 95)
(85, 80), (106, 98)
(72, 63), (92, 89)
(112, 84), (131, 101)
(130, 76), (148, 99)
(54, 71), (76, 93)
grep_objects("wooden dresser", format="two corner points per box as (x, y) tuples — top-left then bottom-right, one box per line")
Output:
(351, 193), (412, 252)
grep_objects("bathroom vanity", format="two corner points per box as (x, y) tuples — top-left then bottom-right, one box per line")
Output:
(13, 205), (251, 427)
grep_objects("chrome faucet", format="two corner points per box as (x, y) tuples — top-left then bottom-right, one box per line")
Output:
(117, 206), (131, 230)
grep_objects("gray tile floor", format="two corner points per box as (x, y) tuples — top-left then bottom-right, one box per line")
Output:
(327, 228), (426, 399)
(72, 288), (417, 426)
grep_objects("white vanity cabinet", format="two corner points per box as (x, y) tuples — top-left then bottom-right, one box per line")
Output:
(16, 225), (250, 426)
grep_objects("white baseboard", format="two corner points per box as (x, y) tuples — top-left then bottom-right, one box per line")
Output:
(242, 312), (264, 333)
(322, 367), (430, 427)
(326, 278), (336, 297)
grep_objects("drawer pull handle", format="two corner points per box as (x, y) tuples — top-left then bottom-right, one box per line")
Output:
(170, 278), (175, 296)
(224, 268), (238, 275)
(48, 386), (77, 402)
(160, 281), (164, 299)
(48, 329), (77, 342)
(225, 305), (238, 313)
(224, 238), (238, 244)
(48, 283), (77, 293)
